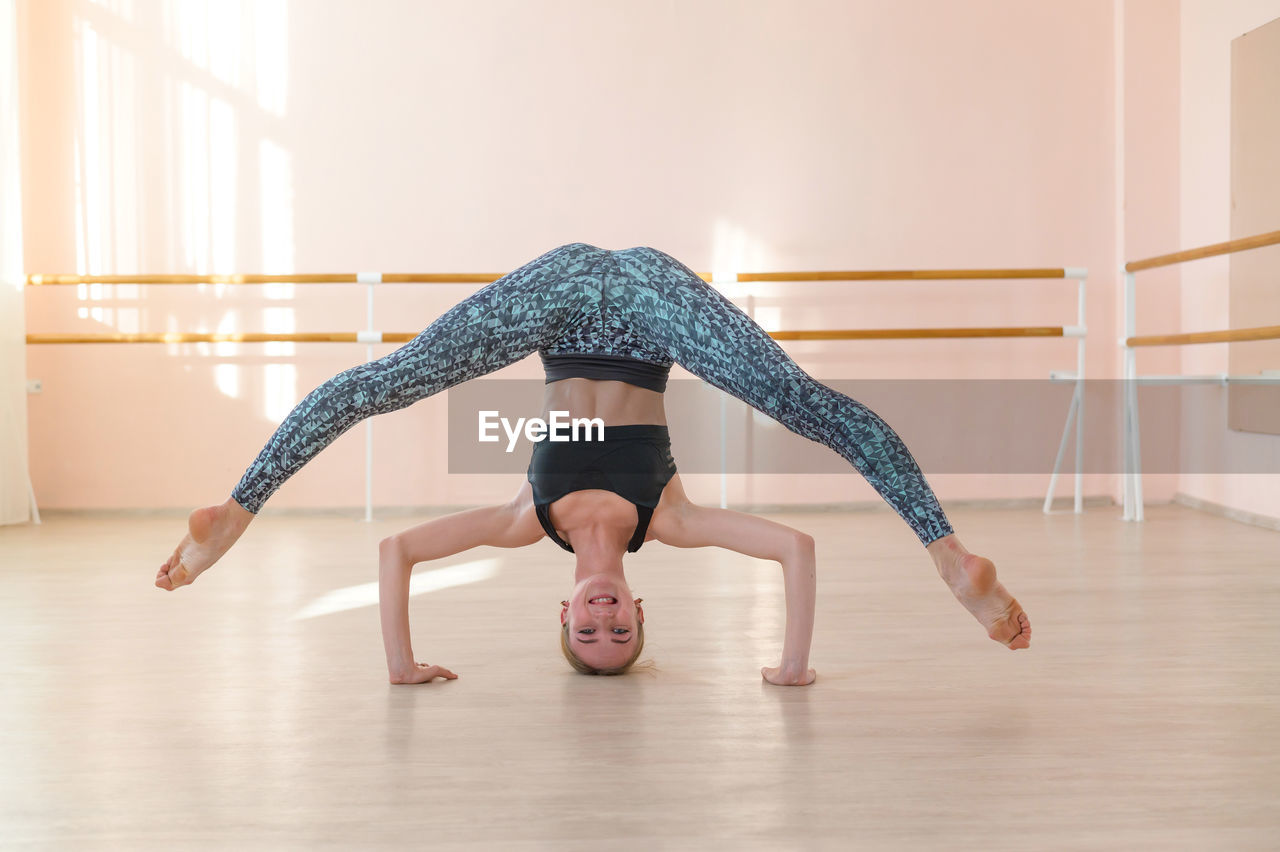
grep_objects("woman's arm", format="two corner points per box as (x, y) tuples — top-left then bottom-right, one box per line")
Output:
(380, 487), (544, 683)
(651, 501), (817, 686)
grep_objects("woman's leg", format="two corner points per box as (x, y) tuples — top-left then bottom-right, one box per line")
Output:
(616, 247), (952, 547)
(157, 243), (608, 589)
(615, 247), (1029, 649)
(232, 243), (604, 511)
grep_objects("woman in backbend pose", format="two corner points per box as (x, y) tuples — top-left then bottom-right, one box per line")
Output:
(155, 243), (1031, 683)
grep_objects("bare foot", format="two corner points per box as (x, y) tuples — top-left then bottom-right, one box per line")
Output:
(155, 498), (254, 590)
(928, 537), (1031, 650)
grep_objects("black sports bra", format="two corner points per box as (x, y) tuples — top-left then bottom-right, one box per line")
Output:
(526, 424), (677, 553)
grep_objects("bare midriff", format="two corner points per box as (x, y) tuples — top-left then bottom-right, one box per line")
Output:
(540, 378), (667, 426)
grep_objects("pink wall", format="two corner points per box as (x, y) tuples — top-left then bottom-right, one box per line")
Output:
(1175, 0), (1280, 520)
(22, 1), (1135, 514)
(1122, 0), (1182, 504)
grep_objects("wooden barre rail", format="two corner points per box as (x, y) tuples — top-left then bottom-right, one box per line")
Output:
(26, 333), (425, 344)
(25, 327), (1070, 345)
(25, 273), (501, 285)
(1126, 325), (1280, 347)
(1125, 229), (1280, 272)
(24, 268), (1080, 286)
(737, 269), (1071, 282)
(769, 327), (1065, 340)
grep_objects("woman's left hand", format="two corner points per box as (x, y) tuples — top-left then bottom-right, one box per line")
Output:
(761, 664), (817, 686)
(390, 662), (458, 684)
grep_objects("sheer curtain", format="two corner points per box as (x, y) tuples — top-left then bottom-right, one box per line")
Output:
(0, 0), (31, 525)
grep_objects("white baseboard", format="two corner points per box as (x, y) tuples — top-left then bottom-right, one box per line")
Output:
(1173, 493), (1280, 533)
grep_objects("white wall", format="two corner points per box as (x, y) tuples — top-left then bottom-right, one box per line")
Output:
(1177, 0), (1280, 519)
(1, 0), (30, 525)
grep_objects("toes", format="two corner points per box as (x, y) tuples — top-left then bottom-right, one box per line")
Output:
(163, 560), (188, 588)
(1005, 612), (1032, 649)
(989, 610), (1032, 649)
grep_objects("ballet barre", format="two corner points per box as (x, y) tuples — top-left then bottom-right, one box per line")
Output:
(720, 267), (1089, 515)
(26, 326), (1088, 345)
(1124, 229), (1280, 272)
(25, 264), (1089, 518)
(1120, 228), (1280, 521)
(25, 267), (1087, 286)
(25, 273), (499, 285)
(1126, 325), (1280, 348)
(734, 268), (1078, 281)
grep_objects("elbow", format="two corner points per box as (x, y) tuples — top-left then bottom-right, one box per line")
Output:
(379, 534), (404, 565)
(790, 532), (815, 561)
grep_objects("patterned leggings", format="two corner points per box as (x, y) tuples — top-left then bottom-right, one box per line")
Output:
(231, 243), (953, 546)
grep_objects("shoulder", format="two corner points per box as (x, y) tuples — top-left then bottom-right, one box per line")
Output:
(507, 479), (536, 513)
(497, 482), (548, 548)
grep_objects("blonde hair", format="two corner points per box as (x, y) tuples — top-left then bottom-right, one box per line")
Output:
(560, 618), (646, 675)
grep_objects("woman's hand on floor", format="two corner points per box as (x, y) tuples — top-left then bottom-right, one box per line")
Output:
(761, 663), (817, 686)
(389, 662), (458, 685)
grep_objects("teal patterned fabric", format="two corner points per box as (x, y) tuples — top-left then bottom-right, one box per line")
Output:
(232, 243), (953, 546)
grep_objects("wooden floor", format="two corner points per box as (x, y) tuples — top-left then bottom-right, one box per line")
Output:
(1, 503), (1278, 850)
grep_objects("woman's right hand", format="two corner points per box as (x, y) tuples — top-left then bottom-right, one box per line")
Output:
(389, 662), (458, 684)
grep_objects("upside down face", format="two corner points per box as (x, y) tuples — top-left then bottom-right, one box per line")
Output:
(561, 574), (644, 671)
